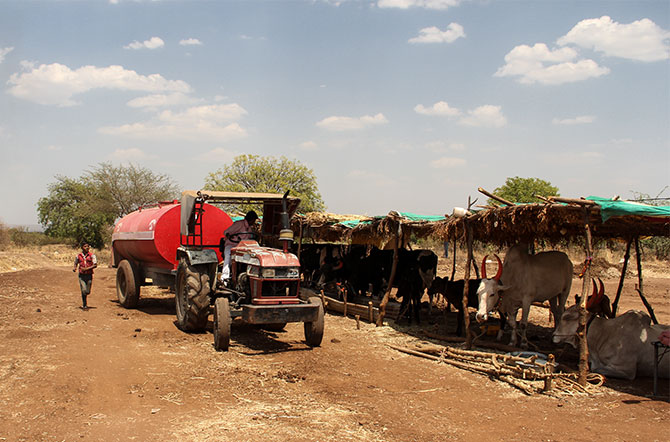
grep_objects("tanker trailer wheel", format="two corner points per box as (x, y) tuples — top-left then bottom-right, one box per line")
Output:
(304, 297), (324, 347)
(213, 297), (231, 351)
(116, 260), (140, 308)
(175, 258), (210, 331)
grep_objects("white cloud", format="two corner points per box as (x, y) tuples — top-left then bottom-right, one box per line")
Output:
(127, 92), (202, 108)
(347, 169), (396, 187)
(414, 101), (461, 117)
(430, 157), (466, 168)
(99, 103), (248, 141)
(495, 43), (610, 85)
(458, 105), (507, 128)
(299, 141), (318, 151)
(558, 16), (670, 62)
(7, 63), (191, 106)
(196, 147), (238, 163)
(0, 47), (13, 64)
(108, 148), (153, 161)
(316, 113), (388, 131)
(124, 37), (165, 50)
(552, 115), (596, 125)
(409, 23), (465, 44)
(179, 38), (203, 46)
(378, 0), (461, 10)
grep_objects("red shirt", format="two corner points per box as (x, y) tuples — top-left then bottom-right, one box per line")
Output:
(75, 252), (97, 275)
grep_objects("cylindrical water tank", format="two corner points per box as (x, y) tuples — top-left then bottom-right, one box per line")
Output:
(112, 201), (233, 271)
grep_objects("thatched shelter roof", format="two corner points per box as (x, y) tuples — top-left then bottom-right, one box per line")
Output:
(292, 197), (670, 248)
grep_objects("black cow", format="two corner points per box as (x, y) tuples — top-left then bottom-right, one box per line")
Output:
(294, 244), (344, 288)
(345, 246), (393, 299)
(394, 249), (438, 325)
(428, 276), (481, 336)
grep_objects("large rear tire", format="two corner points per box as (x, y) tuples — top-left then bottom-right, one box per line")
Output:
(213, 297), (231, 351)
(304, 297), (324, 347)
(116, 260), (140, 308)
(175, 258), (211, 331)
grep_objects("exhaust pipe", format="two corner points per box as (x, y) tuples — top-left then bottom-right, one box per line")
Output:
(278, 190), (294, 253)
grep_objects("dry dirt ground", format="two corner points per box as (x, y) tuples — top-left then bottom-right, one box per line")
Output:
(0, 250), (668, 441)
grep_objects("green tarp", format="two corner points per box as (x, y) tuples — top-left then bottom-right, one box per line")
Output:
(587, 196), (670, 222)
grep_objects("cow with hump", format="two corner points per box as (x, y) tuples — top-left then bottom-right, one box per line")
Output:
(553, 301), (670, 380)
(475, 243), (573, 348)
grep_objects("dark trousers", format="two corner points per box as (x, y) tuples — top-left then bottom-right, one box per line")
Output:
(78, 273), (92, 307)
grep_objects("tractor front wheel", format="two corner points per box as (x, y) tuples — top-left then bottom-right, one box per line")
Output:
(175, 258), (211, 331)
(213, 297), (231, 351)
(304, 297), (324, 347)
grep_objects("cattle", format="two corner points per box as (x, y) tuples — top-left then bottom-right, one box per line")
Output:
(574, 278), (613, 319)
(394, 249), (438, 324)
(294, 244), (344, 288)
(552, 307), (670, 380)
(475, 244), (573, 348)
(427, 276), (481, 336)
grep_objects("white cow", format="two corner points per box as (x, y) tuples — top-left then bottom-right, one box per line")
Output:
(475, 244), (573, 348)
(553, 307), (670, 380)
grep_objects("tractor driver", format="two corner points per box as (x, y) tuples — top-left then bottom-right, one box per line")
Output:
(220, 210), (259, 282)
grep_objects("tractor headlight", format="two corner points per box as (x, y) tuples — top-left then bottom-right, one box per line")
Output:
(287, 267), (299, 278)
(261, 268), (276, 278)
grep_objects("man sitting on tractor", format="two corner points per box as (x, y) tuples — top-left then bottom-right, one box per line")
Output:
(219, 210), (258, 282)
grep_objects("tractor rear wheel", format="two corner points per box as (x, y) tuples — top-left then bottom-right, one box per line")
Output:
(304, 297), (324, 347)
(116, 260), (140, 308)
(213, 297), (231, 351)
(175, 258), (211, 331)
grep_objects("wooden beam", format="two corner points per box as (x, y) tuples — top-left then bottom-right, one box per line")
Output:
(578, 207), (593, 386)
(548, 196), (597, 206)
(634, 238), (659, 325)
(463, 218), (474, 349)
(611, 238), (632, 317)
(376, 223), (400, 327)
(478, 187), (514, 206)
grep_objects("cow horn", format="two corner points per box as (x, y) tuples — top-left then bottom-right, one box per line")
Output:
(493, 254), (503, 281)
(586, 278), (601, 310)
(481, 255), (489, 279)
(598, 278), (605, 298)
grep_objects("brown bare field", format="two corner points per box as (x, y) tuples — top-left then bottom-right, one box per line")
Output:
(0, 247), (668, 441)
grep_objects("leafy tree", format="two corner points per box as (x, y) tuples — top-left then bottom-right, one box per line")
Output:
(204, 154), (326, 213)
(37, 163), (180, 248)
(84, 162), (180, 218)
(37, 176), (116, 248)
(491, 176), (559, 204)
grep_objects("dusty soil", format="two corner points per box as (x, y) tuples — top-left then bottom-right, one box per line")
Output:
(0, 252), (668, 441)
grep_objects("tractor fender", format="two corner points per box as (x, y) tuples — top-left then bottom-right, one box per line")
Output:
(176, 247), (219, 266)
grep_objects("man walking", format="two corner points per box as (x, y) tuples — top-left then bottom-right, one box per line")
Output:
(73, 242), (97, 309)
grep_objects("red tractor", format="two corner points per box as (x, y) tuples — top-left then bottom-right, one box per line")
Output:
(113, 190), (324, 351)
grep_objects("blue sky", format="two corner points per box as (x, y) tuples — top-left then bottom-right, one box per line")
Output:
(1, 0), (668, 226)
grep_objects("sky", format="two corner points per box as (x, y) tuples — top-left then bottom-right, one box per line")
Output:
(0, 0), (668, 227)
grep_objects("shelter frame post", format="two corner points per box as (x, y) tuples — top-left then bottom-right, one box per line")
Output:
(376, 221), (401, 327)
(450, 240), (457, 281)
(578, 207), (593, 386)
(634, 237), (659, 324)
(611, 237), (632, 317)
(463, 218), (474, 349)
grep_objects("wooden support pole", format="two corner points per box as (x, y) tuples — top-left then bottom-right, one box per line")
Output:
(578, 208), (593, 386)
(377, 224), (401, 327)
(463, 218), (474, 350)
(343, 287), (348, 318)
(478, 187), (514, 206)
(611, 238), (632, 317)
(368, 301), (373, 323)
(355, 315), (360, 329)
(544, 354), (555, 392)
(450, 240), (457, 281)
(633, 238), (658, 324)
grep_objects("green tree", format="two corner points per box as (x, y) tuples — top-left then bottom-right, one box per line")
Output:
(84, 162), (180, 217)
(492, 176), (559, 204)
(37, 163), (180, 248)
(37, 176), (116, 248)
(204, 154), (326, 213)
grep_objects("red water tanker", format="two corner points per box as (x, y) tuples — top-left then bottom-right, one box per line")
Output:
(112, 201), (232, 299)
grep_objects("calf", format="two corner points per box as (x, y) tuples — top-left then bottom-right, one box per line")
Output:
(427, 276), (481, 336)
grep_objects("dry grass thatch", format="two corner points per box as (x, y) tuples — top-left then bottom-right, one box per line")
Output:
(293, 203), (670, 248)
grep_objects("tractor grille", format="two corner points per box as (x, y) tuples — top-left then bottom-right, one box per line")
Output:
(261, 280), (299, 298)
